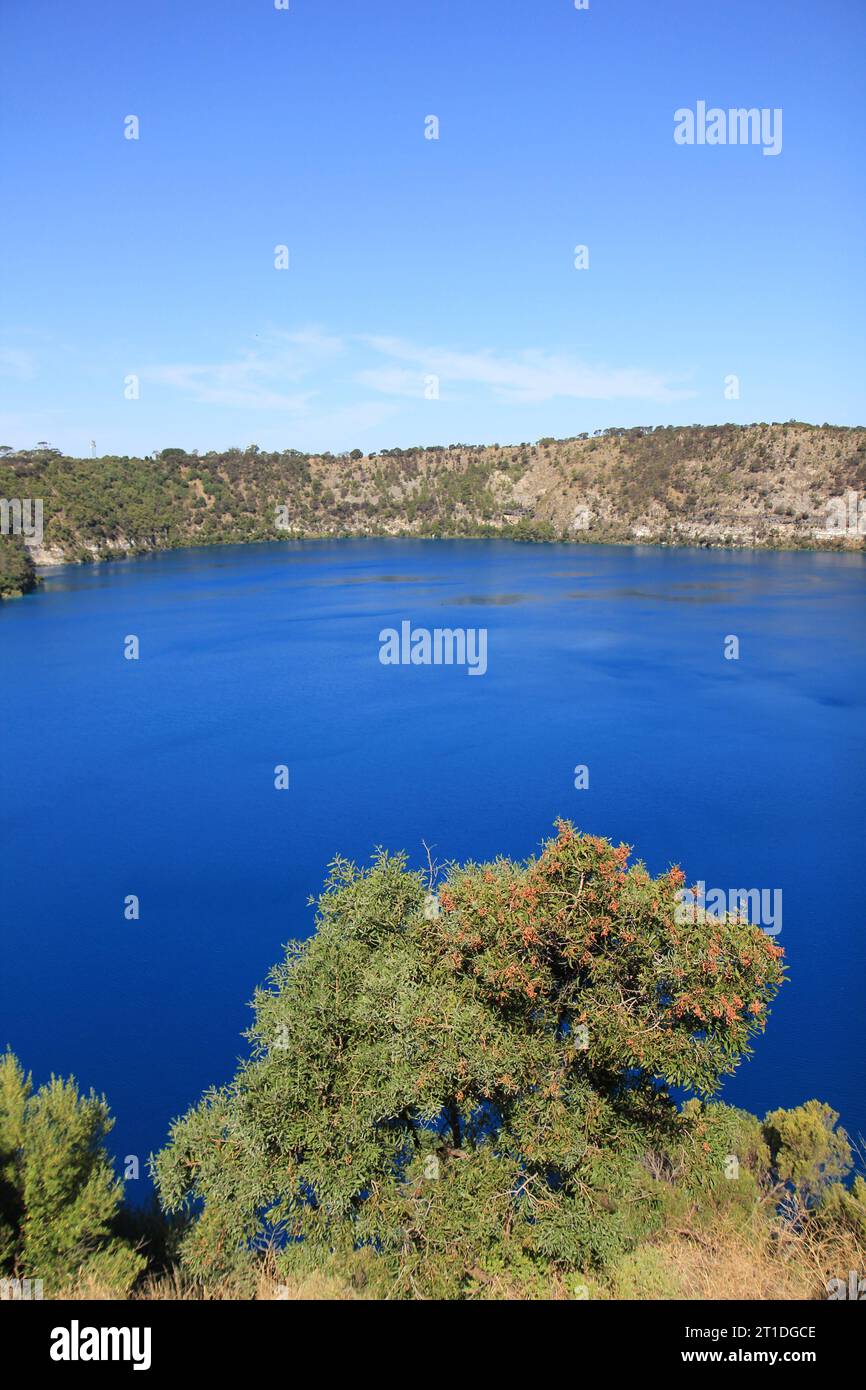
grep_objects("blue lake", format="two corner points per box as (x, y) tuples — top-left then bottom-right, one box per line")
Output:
(1, 539), (864, 1184)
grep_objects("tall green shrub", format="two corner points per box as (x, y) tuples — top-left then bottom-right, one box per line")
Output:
(0, 1051), (144, 1294)
(155, 823), (787, 1295)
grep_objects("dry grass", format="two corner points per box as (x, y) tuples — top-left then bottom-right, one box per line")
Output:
(606, 1213), (865, 1301)
(54, 1217), (865, 1302)
(56, 1253), (360, 1302)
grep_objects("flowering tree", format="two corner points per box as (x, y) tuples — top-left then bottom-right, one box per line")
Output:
(154, 822), (786, 1295)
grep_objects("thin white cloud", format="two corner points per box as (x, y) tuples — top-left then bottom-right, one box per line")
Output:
(139, 327), (693, 417)
(140, 327), (345, 412)
(271, 327), (345, 356)
(360, 335), (694, 404)
(141, 364), (314, 412)
(355, 367), (429, 399)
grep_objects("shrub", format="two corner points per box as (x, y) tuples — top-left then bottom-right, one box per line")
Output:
(154, 823), (786, 1295)
(0, 1050), (144, 1295)
(762, 1099), (853, 1204)
(0, 535), (36, 597)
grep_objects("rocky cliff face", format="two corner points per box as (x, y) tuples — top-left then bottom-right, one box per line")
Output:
(3, 422), (864, 565)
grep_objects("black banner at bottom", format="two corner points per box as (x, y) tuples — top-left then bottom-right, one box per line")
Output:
(1, 1295), (860, 1375)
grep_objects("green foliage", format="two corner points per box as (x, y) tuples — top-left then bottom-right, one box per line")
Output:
(0, 535), (36, 597)
(762, 1099), (852, 1203)
(610, 1245), (684, 1300)
(3, 423), (862, 564)
(817, 1175), (866, 1241)
(154, 823), (787, 1295)
(0, 1050), (144, 1294)
(1, 830), (859, 1300)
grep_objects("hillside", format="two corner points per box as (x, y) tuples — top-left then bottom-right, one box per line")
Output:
(1, 423), (864, 583)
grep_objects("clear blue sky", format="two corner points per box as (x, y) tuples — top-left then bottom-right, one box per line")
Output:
(1, 0), (863, 456)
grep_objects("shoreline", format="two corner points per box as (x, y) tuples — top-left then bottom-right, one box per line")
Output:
(26, 528), (866, 577)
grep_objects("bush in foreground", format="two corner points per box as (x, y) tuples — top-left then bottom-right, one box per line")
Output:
(0, 1050), (144, 1295)
(4, 825), (864, 1298)
(154, 822), (811, 1297)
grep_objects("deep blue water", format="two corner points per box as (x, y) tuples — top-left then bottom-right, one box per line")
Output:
(2, 539), (865, 1188)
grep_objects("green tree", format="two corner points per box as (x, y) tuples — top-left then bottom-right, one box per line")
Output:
(0, 535), (36, 598)
(154, 823), (786, 1295)
(0, 1051), (144, 1294)
(762, 1099), (853, 1205)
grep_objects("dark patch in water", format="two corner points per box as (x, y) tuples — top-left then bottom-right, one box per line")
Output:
(447, 593), (527, 606)
(565, 587), (726, 604)
(315, 574), (428, 586)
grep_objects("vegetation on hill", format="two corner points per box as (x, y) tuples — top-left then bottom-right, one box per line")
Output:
(2, 423), (864, 578)
(3, 824), (864, 1299)
(0, 535), (36, 597)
